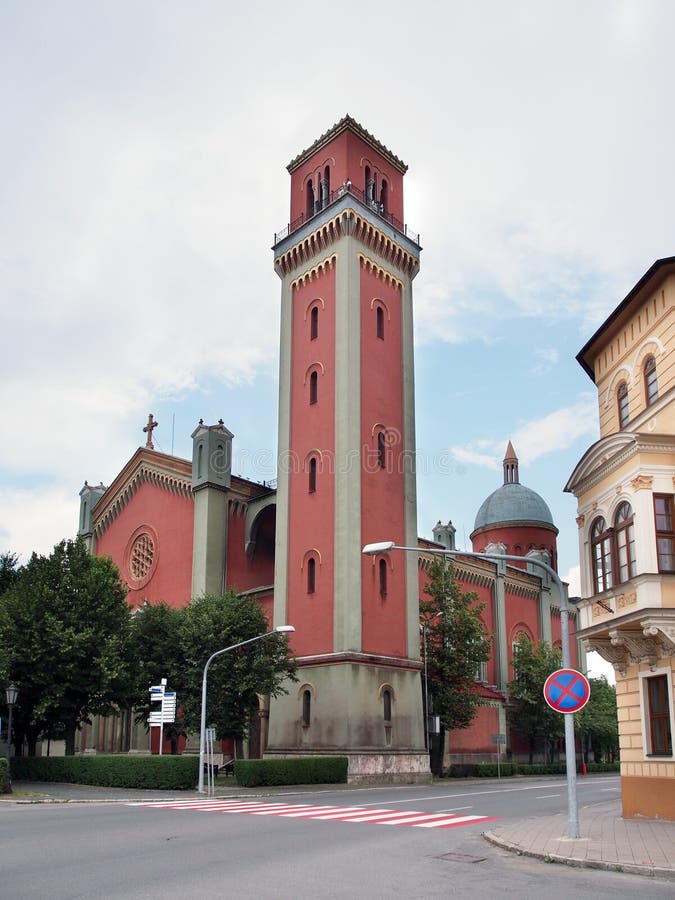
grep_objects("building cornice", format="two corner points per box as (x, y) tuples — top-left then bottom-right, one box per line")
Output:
(565, 431), (675, 498)
(578, 607), (675, 675)
(286, 114), (408, 175)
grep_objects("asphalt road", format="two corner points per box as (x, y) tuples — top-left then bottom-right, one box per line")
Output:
(1, 775), (673, 899)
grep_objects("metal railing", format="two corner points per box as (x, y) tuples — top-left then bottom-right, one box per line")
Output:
(274, 182), (420, 247)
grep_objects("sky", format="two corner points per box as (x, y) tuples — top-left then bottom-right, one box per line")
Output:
(2, 1), (674, 680)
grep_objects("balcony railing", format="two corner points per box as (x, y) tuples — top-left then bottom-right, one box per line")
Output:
(274, 182), (420, 247)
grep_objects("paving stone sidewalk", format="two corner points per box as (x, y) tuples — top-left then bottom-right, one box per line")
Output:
(483, 799), (675, 881)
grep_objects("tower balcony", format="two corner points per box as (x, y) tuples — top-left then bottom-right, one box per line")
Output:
(273, 181), (420, 249)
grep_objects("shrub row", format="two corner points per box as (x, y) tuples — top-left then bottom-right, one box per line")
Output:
(234, 756), (348, 787)
(0, 757), (10, 793)
(446, 761), (620, 778)
(10, 754), (199, 790)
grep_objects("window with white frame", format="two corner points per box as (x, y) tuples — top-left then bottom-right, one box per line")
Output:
(640, 668), (673, 757)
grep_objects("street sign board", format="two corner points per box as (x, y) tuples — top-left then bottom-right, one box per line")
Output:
(491, 733), (506, 744)
(543, 668), (591, 714)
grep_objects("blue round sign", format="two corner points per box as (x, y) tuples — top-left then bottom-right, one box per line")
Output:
(543, 668), (591, 714)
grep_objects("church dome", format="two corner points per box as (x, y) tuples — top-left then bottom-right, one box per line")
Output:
(472, 442), (554, 532)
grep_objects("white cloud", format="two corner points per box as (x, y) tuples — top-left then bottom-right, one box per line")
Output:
(0, 487), (78, 561)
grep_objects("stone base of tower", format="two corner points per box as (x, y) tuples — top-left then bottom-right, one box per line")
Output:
(265, 654), (430, 783)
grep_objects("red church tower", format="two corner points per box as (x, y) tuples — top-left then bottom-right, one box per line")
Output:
(267, 116), (428, 780)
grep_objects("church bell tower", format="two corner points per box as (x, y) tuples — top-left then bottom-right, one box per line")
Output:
(267, 117), (428, 780)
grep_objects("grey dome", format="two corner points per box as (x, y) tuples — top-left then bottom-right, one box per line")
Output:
(473, 482), (554, 531)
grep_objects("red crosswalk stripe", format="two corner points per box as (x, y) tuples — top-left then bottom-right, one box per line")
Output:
(129, 798), (498, 830)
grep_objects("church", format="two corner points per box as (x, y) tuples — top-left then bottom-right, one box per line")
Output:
(77, 116), (578, 777)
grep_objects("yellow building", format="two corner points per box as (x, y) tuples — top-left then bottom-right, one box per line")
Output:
(566, 256), (675, 819)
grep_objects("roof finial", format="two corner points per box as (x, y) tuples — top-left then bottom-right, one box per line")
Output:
(143, 413), (158, 450)
(503, 441), (519, 485)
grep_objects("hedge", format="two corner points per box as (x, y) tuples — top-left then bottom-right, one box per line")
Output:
(10, 755), (199, 790)
(0, 757), (10, 793)
(234, 756), (348, 787)
(446, 761), (619, 778)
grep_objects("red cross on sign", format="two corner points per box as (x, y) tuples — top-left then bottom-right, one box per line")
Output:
(543, 668), (591, 714)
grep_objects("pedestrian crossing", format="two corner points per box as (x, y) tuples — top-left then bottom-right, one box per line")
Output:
(129, 798), (498, 830)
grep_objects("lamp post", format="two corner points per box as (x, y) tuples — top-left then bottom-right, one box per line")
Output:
(197, 625), (295, 794)
(363, 541), (580, 839)
(5, 683), (18, 758)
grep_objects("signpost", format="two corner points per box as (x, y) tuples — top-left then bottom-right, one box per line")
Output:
(148, 679), (177, 755)
(543, 668), (591, 714)
(491, 733), (506, 779)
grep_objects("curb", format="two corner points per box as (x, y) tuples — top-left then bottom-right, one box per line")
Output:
(482, 830), (675, 882)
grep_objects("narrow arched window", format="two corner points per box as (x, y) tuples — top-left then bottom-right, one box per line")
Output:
(644, 355), (658, 406)
(80, 500), (88, 531)
(380, 179), (388, 214)
(306, 179), (315, 219)
(591, 517), (613, 593)
(302, 689), (311, 726)
(324, 165), (330, 202)
(309, 371), (318, 405)
(614, 502), (636, 583)
(307, 557), (316, 594)
(377, 431), (386, 469)
(308, 457), (317, 493)
(364, 165), (371, 199)
(197, 443), (203, 478)
(376, 306), (384, 340)
(617, 381), (629, 428)
(383, 689), (392, 723)
(379, 558), (387, 598)
(310, 305), (319, 340)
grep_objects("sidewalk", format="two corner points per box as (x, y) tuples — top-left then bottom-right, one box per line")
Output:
(483, 799), (675, 881)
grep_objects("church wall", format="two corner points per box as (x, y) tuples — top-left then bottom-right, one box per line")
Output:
(448, 704), (500, 755)
(226, 503), (275, 594)
(286, 268), (336, 656)
(360, 266), (407, 657)
(95, 480), (193, 610)
(472, 522), (558, 571)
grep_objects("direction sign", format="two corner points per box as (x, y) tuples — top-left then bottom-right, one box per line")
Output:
(543, 668), (591, 714)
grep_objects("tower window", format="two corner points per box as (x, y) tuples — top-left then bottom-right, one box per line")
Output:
(310, 305), (319, 340)
(377, 431), (386, 469)
(617, 381), (629, 428)
(309, 371), (318, 405)
(654, 494), (675, 573)
(379, 558), (387, 598)
(302, 689), (312, 727)
(306, 179), (315, 219)
(644, 355), (658, 406)
(383, 689), (392, 723)
(380, 179), (388, 214)
(376, 306), (384, 340)
(591, 517), (613, 593)
(307, 557), (316, 594)
(308, 457), (317, 493)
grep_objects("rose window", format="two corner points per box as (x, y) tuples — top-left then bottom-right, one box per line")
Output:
(129, 533), (154, 580)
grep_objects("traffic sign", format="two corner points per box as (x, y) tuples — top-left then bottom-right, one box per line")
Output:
(543, 668), (591, 714)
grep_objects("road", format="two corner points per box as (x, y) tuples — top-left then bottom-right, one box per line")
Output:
(1, 775), (672, 899)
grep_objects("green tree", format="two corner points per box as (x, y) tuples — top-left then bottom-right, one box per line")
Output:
(576, 676), (619, 763)
(129, 601), (186, 753)
(0, 538), (133, 755)
(507, 636), (564, 764)
(0, 552), (21, 596)
(179, 592), (297, 747)
(421, 558), (492, 776)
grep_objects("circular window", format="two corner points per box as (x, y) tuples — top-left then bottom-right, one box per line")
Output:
(129, 533), (154, 580)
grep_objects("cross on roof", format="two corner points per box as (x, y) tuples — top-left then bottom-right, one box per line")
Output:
(143, 413), (158, 449)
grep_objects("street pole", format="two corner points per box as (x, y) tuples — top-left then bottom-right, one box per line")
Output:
(197, 626), (294, 794)
(5, 683), (18, 759)
(362, 542), (580, 839)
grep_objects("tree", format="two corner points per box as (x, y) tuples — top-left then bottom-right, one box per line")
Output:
(421, 558), (492, 776)
(0, 538), (133, 755)
(129, 601), (186, 753)
(0, 552), (21, 596)
(507, 636), (564, 764)
(576, 676), (619, 763)
(179, 592), (296, 747)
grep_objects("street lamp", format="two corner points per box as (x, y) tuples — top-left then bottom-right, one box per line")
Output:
(197, 625), (295, 794)
(5, 683), (18, 758)
(363, 541), (581, 839)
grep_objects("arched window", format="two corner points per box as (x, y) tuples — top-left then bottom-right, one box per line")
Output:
(614, 502), (636, 583)
(617, 381), (629, 428)
(308, 457), (317, 493)
(376, 306), (384, 340)
(197, 443), (203, 478)
(591, 517), (613, 593)
(380, 179), (388, 214)
(307, 557), (316, 594)
(364, 165), (371, 199)
(309, 370), (318, 405)
(302, 689), (311, 727)
(379, 558), (387, 598)
(377, 431), (386, 469)
(306, 179), (315, 219)
(310, 305), (319, 340)
(383, 689), (392, 723)
(644, 354), (658, 406)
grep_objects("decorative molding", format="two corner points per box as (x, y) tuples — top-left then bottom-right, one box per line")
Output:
(609, 628), (659, 668)
(641, 617), (675, 656)
(616, 591), (637, 611)
(94, 465), (192, 536)
(358, 253), (404, 289)
(631, 474), (653, 491)
(576, 514), (585, 528)
(583, 637), (629, 676)
(289, 253), (337, 289)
